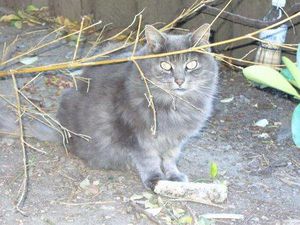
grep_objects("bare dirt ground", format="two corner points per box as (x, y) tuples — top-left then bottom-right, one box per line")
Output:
(0, 24), (300, 225)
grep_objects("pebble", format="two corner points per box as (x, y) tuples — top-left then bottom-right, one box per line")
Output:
(258, 133), (270, 139)
(261, 216), (269, 220)
(251, 217), (260, 222)
(239, 95), (251, 104)
(255, 119), (269, 128)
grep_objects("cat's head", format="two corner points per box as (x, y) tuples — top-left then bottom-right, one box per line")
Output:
(138, 24), (218, 101)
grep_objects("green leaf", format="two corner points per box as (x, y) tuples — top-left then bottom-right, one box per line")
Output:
(280, 68), (298, 87)
(26, 4), (39, 13)
(210, 162), (218, 179)
(282, 56), (300, 89)
(292, 104), (300, 147)
(177, 216), (193, 224)
(243, 65), (300, 99)
(11, 20), (22, 29)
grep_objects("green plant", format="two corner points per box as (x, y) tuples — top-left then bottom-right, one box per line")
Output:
(242, 44), (300, 147)
(210, 162), (218, 179)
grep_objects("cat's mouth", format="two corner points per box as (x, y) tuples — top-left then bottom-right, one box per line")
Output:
(172, 88), (188, 94)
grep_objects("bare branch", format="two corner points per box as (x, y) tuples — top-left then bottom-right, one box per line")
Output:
(200, 3), (300, 29)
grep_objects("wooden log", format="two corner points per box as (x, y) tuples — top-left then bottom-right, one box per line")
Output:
(154, 181), (227, 204)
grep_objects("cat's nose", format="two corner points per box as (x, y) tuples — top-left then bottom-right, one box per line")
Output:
(175, 78), (185, 87)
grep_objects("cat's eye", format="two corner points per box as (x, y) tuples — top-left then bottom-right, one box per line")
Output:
(160, 61), (172, 71)
(186, 60), (198, 70)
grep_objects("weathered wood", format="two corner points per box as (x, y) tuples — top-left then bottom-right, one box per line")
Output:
(154, 181), (228, 204)
(50, 0), (82, 21)
(0, 0), (299, 58)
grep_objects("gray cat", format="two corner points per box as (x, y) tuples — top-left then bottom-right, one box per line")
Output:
(0, 24), (219, 190)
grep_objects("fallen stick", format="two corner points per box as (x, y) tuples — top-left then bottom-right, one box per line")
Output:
(200, 213), (244, 220)
(154, 181), (227, 204)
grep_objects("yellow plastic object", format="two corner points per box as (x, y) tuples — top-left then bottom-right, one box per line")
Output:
(243, 65), (300, 99)
(282, 56), (300, 89)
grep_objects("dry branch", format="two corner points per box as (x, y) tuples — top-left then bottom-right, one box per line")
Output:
(195, 3), (300, 29)
(154, 181), (228, 204)
(129, 200), (164, 225)
(11, 73), (28, 215)
(1, 9), (299, 78)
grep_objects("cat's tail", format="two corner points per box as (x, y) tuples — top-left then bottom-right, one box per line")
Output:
(0, 101), (60, 142)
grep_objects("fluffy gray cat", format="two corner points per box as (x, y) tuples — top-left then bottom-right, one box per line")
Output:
(0, 24), (218, 190)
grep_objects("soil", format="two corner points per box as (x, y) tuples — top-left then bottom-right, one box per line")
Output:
(0, 24), (300, 225)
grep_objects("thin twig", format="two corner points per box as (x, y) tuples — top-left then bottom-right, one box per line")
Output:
(0, 20), (103, 67)
(1, 9), (299, 77)
(169, 198), (225, 209)
(194, 0), (233, 46)
(20, 72), (43, 91)
(132, 60), (157, 135)
(58, 200), (114, 206)
(73, 17), (85, 61)
(132, 15), (143, 57)
(200, 3), (300, 28)
(129, 200), (164, 225)
(184, 204), (199, 225)
(11, 73), (28, 215)
(24, 141), (48, 155)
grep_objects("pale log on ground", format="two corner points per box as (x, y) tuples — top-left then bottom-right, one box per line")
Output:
(154, 181), (228, 203)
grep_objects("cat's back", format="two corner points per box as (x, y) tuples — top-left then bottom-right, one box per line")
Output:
(77, 60), (133, 97)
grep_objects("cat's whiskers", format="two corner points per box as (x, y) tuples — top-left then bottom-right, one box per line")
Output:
(145, 77), (205, 113)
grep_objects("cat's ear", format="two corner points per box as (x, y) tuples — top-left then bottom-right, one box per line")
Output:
(145, 25), (166, 53)
(190, 23), (211, 46)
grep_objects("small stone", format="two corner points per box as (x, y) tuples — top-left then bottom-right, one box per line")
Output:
(220, 96), (234, 103)
(251, 217), (260, 222)
(258, 133), (269, 139)
(261, 216), (269, 220)
(239, 95), (251, 104)
(255, 119), (269, 127)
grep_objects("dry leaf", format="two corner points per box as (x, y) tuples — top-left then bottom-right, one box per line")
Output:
(20, 56), (38, 65)
(0, 14), (20, 22)
(145, 207), (162, 216)
(130, 194), (144, 201)
(79, 177), (91, 189)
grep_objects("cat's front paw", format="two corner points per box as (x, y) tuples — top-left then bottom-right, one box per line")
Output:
(143, 173), (165, 190)
(167, 172), (188, 182)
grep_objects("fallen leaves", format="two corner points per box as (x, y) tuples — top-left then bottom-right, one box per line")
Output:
(45, 75), (74, 89)
(79, 176), (101, 195)
(128, 192), (225, 225)
(0, 5), (47, 29)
